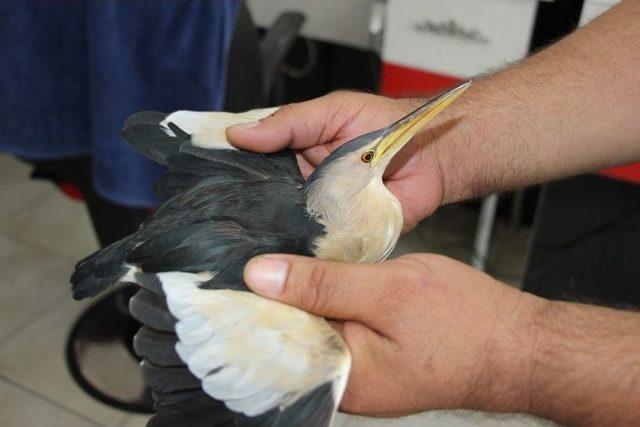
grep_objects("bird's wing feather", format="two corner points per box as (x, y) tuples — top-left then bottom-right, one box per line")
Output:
(129, 259), (350, 426)
(115, 111), (342, 426)
(162, 276), (350, 421)
(159, 108), (278, 150)
(122, 108), (302, 201)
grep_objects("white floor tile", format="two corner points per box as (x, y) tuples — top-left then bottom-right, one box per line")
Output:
(117, 414), (150, 427)
(0, 157), (53, 223)
(0, 234), (71, 341)
(0, 296), (132, 426)
(0, 377), (100, 427)
(0, 154), (30, 179)
(0, 184), (98, 262)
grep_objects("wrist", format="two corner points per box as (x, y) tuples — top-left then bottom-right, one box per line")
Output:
(427, 79), (494, 206)
(464, 286), (552, 414)
(525, 301), (640, 426)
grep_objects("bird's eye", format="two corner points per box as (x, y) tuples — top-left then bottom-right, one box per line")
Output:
(361, 151), (375, 163)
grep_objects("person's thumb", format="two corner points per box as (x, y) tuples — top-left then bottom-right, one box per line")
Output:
(243, 254), (394, 323)
(226, 95), (341, 153)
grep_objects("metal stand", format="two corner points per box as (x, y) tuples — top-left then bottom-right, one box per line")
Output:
(472, 193), (499, 271)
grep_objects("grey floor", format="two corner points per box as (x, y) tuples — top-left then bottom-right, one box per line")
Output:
(0, 154), (552, 426)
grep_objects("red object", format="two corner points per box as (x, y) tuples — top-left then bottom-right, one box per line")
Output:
(599, 164), (640, 185)
(380, 62), (462, 97)
(57, 181), (84, 201)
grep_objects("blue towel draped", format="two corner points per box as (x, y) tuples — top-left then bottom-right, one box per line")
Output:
(0, 0), (239, 207)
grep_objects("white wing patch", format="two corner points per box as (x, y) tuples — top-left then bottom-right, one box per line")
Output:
(160, 107), (279, 150)
(159, 272), (351, 419)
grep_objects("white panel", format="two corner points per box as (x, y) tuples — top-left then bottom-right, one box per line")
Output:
(579, 0), (621, 26)
(382, 0), (538, 78)
(246, 0), (377, 50)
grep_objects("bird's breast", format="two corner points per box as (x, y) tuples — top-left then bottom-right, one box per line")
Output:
(309, 180), (403, 263)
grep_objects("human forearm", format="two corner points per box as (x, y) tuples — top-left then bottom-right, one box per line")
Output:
(468, 291), (640, 426)
(426, 0), (640, 204)
(526, 301), (640, 426)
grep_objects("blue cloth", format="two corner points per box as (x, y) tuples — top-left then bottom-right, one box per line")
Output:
(0, 0), (239, 207)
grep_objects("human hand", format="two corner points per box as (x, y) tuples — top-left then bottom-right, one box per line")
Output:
(226, 92), (448, 231)
(243, 253), (546, 417)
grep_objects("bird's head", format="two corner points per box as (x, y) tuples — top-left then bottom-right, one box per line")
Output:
(304, 81), (470, 263)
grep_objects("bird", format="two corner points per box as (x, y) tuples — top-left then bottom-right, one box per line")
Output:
(70, 81), (470, 427)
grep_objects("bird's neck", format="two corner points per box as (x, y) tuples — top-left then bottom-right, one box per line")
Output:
(306, 178), (403, 263)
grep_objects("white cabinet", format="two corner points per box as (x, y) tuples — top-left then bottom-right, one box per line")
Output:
(382, 0), (539, 78)
(580, 0), (621, 25)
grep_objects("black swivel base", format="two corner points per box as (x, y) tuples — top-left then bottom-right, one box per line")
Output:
(66, 285), (154, 413)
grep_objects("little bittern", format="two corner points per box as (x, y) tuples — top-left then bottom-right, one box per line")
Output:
(71, 81), (470, 427)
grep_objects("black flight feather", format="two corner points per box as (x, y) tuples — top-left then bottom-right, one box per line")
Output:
(70, 111), (333, 427)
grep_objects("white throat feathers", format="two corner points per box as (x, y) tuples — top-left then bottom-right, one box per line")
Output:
(304, 149), (403, 263)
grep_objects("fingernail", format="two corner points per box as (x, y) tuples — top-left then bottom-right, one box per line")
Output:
(231, 120), (260, 130)
(245, 256), (288, 297)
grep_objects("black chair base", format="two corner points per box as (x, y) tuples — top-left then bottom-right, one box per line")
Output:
(66, 286), (154, 414)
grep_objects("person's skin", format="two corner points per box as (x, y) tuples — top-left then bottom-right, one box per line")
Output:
(227, 1), (640, 426)
(243, 254), (640, 427)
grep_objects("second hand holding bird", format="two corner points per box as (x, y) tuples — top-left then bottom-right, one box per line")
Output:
(243, 252), (547, 417)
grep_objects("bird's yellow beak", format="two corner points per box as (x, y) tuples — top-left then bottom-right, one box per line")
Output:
(372, 81), (471, 165)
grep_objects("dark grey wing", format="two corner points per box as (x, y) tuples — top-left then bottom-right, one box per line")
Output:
(71, 111), (346, 427)
(121, 110), (303, 200)
(71, 110), (315, 298)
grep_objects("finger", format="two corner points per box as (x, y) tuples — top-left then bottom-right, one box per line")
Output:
(339, 322), (400, 415)
(226, 95), (340, 152)
(295, 152), (315, 179)
(298, 143), (337, 167)
(243, 254), (399, 327)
